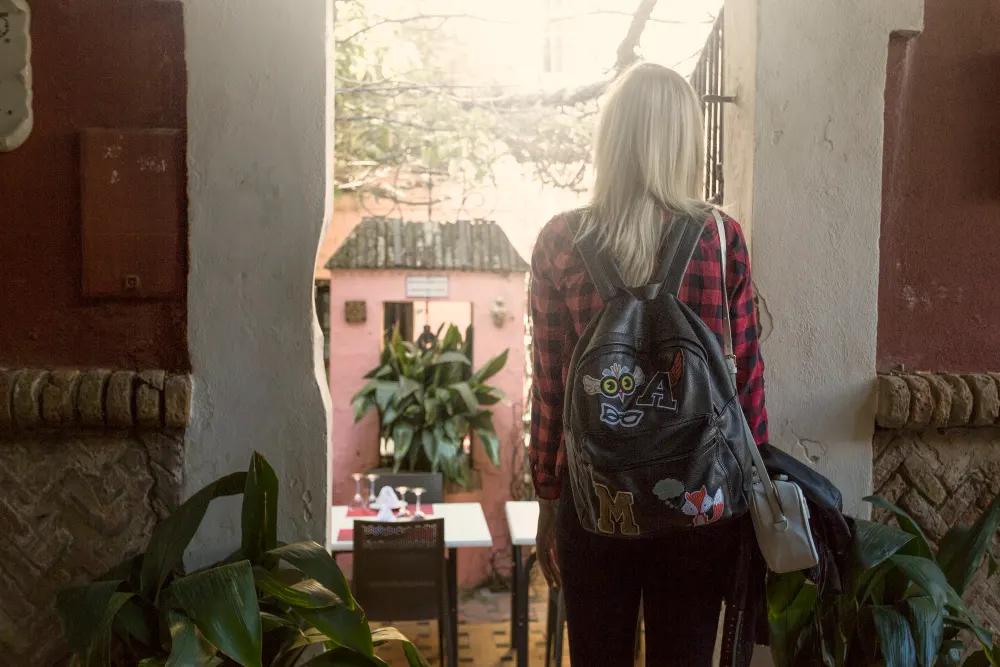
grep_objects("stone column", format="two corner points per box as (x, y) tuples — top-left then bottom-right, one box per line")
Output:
(723, 0), (924, 518)
(183, 0), (334, 565)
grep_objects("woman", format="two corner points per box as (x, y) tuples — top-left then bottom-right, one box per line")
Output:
(529, 63), (769, 665)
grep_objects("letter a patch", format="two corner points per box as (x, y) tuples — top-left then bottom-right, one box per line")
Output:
(593, 483), (640, 536)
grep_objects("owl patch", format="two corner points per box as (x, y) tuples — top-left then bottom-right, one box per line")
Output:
(582, 363), (644, 404)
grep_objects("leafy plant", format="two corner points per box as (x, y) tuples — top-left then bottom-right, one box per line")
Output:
(352, 323), (509, 487)
(768, 493), (1000, 667)
(57, 453), (426, 667)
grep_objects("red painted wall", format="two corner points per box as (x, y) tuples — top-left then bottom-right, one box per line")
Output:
(0, 1), (188, 370)
(878, 0), (1000, 373)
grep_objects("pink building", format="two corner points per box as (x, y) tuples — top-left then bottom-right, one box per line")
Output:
(324, 217), (529, 586)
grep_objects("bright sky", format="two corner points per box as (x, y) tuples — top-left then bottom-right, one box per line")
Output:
(367, 0), (723, 88)
(348, 0), (724, 258)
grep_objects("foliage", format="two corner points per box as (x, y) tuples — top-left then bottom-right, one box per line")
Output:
(57, 453), (426, 667)
(768, 493), (1000, 667)
(333, 0), (655, 204)
(352, 323), (509, 487)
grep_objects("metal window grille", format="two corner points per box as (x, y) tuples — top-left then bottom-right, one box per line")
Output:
(689, 11), (725, 205)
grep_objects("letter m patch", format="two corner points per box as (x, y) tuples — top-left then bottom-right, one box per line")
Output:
(593, 483), (640, 536)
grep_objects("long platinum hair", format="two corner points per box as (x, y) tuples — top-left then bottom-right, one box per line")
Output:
(578, 62), (711, 287)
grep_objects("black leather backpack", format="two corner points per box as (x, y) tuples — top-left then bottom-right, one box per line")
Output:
(564, 210), (755, 539)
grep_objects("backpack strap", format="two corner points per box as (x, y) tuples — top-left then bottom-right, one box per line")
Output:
(569, 210), (627, 302)
(711, 209), (739, 381)
(649, 214), (705, 299)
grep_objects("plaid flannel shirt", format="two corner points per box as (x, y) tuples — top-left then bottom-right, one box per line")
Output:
(529, 211), (769, 501)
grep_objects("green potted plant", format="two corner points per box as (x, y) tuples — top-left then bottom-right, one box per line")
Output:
(352, 323), (509, 490)
(57, 453), (426, 667)
(768, 492), (1000, 667)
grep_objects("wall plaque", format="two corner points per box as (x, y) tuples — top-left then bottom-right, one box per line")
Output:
(0, 0), (33, 152)
(345, 300), (366, 324)
(405, 275), (448, 299)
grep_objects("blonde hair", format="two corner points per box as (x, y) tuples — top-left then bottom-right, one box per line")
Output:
(579, 62), (711, 287)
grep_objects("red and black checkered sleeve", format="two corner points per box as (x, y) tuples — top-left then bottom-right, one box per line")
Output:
(726, 219), (769, 445)
(529, 223), (571, 500)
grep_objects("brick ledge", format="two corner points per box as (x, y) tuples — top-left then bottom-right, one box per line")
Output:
(0, 368), (191, 432)
(876, 372), (1000, 429)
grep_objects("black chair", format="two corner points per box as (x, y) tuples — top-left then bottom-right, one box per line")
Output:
(353, 519), (449, 666)
(371, 471), (445, 505)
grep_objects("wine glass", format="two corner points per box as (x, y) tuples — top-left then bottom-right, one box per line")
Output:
(366, 473), (379, 507)
(350, 473), (364, 509)
(395, 486), (411, 518)
(412, 487), (426, 520)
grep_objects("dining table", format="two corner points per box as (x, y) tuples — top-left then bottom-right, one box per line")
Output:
(505, 500), (564, 667)
(330, 502), (493, 667)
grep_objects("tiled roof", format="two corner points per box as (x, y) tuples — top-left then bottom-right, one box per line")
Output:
(326, 218), (530, 273)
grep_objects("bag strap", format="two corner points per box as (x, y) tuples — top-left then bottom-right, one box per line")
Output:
(646, 214), (704, 299)
(712, 209), (788, 529)
(570, 211), (626, 302)
(573, 210), (703, 302)
(713, 210), (738, 379)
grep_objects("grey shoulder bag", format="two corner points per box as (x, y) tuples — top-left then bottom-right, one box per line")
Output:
(712, 210), (820, 574)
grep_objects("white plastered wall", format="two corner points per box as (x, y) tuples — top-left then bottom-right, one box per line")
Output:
(725, 0), (924, 527)
(183, 0), (334, 564)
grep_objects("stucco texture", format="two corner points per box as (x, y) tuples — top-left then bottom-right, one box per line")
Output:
(878, 0), (1000, 373)
(737, 0), (923, 520)
(0, 0), (188, 370)
(329, 270), (527, 586)
(183, 0), (333, 565)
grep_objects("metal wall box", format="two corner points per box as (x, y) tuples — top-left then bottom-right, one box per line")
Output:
(80, 128), (186, 299)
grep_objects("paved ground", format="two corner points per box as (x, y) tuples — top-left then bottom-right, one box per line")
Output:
(373, 568), (573, 666)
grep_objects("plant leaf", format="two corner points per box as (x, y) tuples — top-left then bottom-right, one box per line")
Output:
(872, 605), (917, 667)
(352, 395), (375, 423)
(471, 349), (509, 384)
(268, 542), (356, 610)
(373, 382), (398, 413)
(433, 351), (471, 366)
(397, 376), (422, 401)
(170, 561), (263, 667)
(371, 627), (430, 667)
(469, 412), (500, 467)
(890, 555), (965, 611)
(767, 573), (818, 667)
(254, 568), (341, 609)
(449, 382), (479, 415)
(474, 384), (507, 406)
(392, 423), (415, 468)
(141, 471), (248, 599)
(852, 520), (915, 571)
(297, 605), (374, 657)
(242, 452), (279, 562)
(906, 597), (943, 667)
(938, 493), (1000, 596)
(57, 580), (125, 655)
(421, 430), (436, 469)
(115, 598), (155, 649)
(865, 495), (934, 560)
(944, 615), (995, 654)
(165, 611), (221, 667)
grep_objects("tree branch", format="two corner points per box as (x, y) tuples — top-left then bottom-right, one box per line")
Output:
(461, 0), (660, 110)
(338, 13), (513, 45)
(615, 0), (660, 73)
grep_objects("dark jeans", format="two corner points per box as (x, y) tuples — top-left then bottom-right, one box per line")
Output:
(557, 488), (742, 666)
